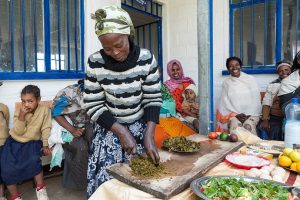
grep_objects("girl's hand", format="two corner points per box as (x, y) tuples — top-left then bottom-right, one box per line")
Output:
(19, 105), (31, 121)
(42, 146), (52, 156)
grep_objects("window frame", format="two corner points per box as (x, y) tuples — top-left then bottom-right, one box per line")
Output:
(0, 0), (85, 80)
(228, 0), (282, 74)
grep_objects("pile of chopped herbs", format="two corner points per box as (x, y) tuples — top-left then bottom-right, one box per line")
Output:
(129, 156), (165, 178)
(163, 136), (201, 152)
(202, 177), (290, 200)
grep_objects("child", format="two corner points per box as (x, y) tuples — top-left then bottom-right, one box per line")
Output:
(181, 84), (199, 131)
(1, 85), (51, 200)
(0, 84), (9, 200)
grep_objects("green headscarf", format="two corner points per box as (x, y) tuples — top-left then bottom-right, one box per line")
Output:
(91, 5), (134, 37)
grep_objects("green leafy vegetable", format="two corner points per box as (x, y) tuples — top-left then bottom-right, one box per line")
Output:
(202, 177), (290, 200)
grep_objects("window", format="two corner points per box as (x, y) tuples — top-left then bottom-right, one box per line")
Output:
(0, 0), (84, 80)
(230, 0), (300, 71)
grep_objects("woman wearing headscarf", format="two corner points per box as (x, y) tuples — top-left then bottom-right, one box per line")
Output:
(50, 79), (93, 190)
(257, 61), (292, 140)
(278, 51), (300, 109)
(84, 6), (162, 197)
(164, 59), (195, 113)
(216, 56), (261, 135)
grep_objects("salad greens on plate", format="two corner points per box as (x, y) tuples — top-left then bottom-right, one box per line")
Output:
(202, 177), (291, 200)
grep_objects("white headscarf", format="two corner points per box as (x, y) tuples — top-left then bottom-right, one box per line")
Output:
(218, 72), (262, 117)
(278, 70), (300, 96)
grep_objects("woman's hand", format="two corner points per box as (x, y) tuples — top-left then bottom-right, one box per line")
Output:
(143, 121), (160, 164)
(111, 122), (137, 155)
(235, 113), (248, 123)
(259, 119), (270, 132)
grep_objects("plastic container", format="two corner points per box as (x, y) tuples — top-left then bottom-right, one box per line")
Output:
(284, 98), (300, 148)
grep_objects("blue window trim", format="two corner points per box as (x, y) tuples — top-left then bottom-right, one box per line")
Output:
(0, 0), (85, 80)
(228, 0), (282, 75)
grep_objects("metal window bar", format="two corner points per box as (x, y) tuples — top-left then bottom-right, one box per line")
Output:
(22, 0), (27, 71)
(10, 0), (15, 71)
(264, 1), (267, 66)
(296, 0), (299, 56)
(67, 0), (71, 71)
(33, 0), (38, 72)
(57, 0), (61, 71)
(74, 0), (78, 72)
(44, 0), (51, 72)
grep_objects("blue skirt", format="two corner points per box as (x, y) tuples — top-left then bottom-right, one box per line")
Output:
(0, 146), (3, 184)
(86, 120), (146, 198)
(1, 137), (43, 185)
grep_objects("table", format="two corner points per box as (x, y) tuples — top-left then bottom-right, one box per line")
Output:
(89, 141), (300, 200)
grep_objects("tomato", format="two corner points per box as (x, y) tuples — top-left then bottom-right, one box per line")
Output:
(208, 132), (218, 139)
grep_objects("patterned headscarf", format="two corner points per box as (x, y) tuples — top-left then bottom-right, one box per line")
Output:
(91, 5), (134, 37)
(164, 59), (195, 92)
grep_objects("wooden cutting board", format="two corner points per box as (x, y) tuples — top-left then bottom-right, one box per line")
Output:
(107, 134), (244, 199)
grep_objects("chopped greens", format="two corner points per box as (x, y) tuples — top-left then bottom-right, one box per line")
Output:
(202, 177), (290, 200)
(163, 136), (201, 152)
(129, 156), (165, 178)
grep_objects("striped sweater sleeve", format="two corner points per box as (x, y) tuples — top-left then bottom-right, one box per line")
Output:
(84, 58), (116, 129)
(142, 54), (162, 123)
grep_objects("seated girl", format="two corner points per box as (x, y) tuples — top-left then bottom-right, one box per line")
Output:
(216, 56), (261, 135)
(1, 85), (51, 200)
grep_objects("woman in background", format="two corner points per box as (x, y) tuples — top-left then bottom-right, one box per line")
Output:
(164, 59), (195, 114)
(216, 56), (261, 135)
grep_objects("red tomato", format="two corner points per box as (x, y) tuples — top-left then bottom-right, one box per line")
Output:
(208, 132), (218, 139)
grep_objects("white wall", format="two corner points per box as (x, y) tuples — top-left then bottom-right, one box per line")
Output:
(161, 0), (198, 83)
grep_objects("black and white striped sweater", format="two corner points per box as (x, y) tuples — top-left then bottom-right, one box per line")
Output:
(84, 46), (162, 130)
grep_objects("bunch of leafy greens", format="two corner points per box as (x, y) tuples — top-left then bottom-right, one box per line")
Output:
(202, 177), (290, 200)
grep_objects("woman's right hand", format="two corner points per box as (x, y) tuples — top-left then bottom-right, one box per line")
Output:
(111, 122), (137, 155)
(235, 113), (248, 123)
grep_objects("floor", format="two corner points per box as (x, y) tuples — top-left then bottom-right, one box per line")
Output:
(5, 175), (86, 200)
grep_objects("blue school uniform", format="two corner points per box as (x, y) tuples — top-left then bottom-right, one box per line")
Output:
(1, 137), (42, 185)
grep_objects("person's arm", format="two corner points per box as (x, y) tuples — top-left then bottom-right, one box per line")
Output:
(143, 121), (159, 164)
(54, 116), (84, 138)
(141, 53), (161, 163)
(259, 105), (271, 131)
